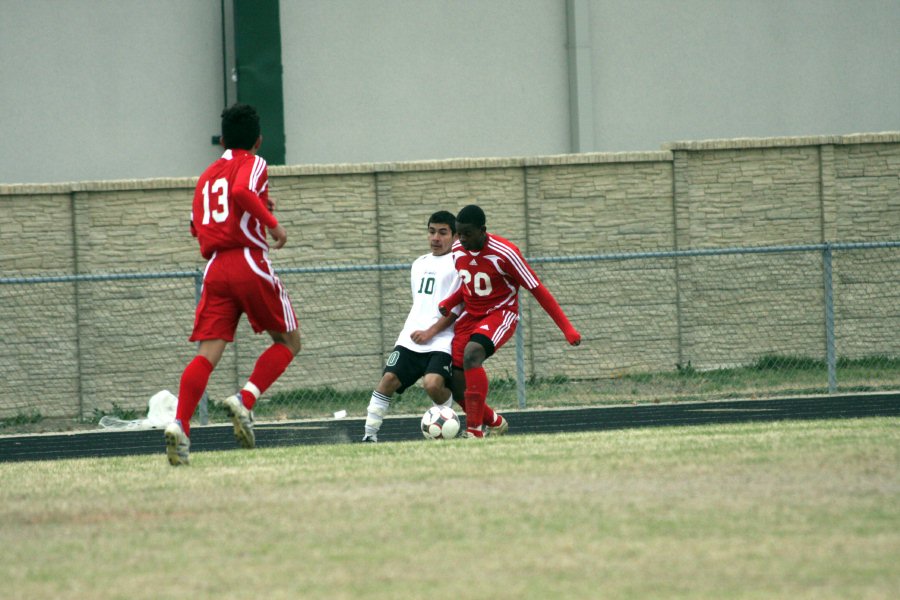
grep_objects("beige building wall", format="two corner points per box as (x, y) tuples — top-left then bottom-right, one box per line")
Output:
(1, 133), (898, 418)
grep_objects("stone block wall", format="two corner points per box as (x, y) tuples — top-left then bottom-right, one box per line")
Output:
(1, 133), (898, 418)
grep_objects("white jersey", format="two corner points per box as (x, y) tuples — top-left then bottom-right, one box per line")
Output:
(394, 252), (461, 354)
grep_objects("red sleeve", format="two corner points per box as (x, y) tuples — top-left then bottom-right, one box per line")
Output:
(233, 186), (278, 229)
(438, 286), (464, 316)
(495, 238), (541, 291)
(531, 284), (580, 344)
(233, 157), (278, 229)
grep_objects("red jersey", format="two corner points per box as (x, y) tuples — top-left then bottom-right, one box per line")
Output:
(451, 233), (541, 317)
(191, 149), (277, 259)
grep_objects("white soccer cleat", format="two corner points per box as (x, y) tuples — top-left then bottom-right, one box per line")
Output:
(223, 394), (255, 449)
(486, 414), (509, 437)
(164, 422), (190, 466)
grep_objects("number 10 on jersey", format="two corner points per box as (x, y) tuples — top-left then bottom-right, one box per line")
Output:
(417, 276), (435, 295)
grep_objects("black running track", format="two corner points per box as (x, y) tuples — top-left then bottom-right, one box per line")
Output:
(1, 393), (898, 463)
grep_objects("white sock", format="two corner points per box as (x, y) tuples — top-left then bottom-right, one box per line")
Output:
(242, 381), (261, 401)
(434, 394), (453, 409)
(364, 391), (391, 438)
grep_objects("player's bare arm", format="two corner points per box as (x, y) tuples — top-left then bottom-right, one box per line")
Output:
(410, 312), (458, 345)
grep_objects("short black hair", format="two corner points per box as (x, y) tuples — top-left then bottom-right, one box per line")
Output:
(428, 210), (456, 234)
(456, 204), (486, 228)
(221, 103), (260, 150)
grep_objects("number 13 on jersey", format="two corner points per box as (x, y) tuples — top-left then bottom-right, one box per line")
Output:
(201, 178), (230, 224)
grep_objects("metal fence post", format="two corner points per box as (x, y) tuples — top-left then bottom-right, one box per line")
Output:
(515, 305), (527, 409)
(194, 271), (209, 424)
(822, 244), (837, 393)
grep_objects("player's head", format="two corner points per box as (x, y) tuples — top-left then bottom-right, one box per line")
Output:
(427, 210), (456, 256)
(220, 103), (262, 151)
(455, 204), (487, 251)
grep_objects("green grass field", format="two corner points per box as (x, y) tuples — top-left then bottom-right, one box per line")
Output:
(2, 417), (898, 599)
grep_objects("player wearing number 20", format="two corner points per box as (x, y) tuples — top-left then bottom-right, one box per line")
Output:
(439, 204), (581, 438)
(164, 103), (301, 466)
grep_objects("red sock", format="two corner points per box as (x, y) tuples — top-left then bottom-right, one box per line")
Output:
(241, 343), (295, 409)
(483, 405), (499, 427)
(176, 355), (214, 437)
(463, 366), (489, 435)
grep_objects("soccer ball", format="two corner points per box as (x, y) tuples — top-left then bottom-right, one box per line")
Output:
(420, 405), (461, 440)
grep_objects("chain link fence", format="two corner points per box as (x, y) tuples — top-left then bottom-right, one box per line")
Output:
(1, 242), (898, 426)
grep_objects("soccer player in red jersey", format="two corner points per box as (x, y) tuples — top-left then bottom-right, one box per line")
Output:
(164, 103), (301, 466)
(439, 204), (581, 438)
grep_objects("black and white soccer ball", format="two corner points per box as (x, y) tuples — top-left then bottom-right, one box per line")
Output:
(420, 405), (461, 440)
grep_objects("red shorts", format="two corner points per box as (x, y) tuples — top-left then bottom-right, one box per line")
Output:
(451, 309), (518, 368)
(190, 247), (298, 342)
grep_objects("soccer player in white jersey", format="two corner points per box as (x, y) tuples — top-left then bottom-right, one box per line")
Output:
(362, 211), (473, 442)
(439, 204), (581, 438)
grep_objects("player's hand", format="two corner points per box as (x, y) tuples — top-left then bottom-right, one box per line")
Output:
(268, 224), (287, 249)
(410, 329), (434, 345)
(565, 328), (581, 346)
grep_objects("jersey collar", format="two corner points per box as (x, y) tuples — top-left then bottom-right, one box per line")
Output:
(221, 148), (252, 160)
(470, 232), (490, 255)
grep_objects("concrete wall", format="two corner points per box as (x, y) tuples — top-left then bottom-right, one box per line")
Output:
(280, 0), (570, 166)
(3, 0), (898, 185)
(1, 132), (898, 418)
(588, 0), (900, 152)
(0, 0), (224, 185)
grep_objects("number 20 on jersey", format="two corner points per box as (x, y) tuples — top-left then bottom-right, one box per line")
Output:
(458, 269), (492, 296)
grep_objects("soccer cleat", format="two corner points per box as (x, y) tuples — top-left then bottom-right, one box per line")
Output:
(486, 415), (509, 437)
(361, 435), (377, 443)
(461, 430), (484, 439)
(223, 394), (255, 449)
(164, 422), (190, 466)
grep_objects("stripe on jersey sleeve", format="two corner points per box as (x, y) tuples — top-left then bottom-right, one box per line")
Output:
(487, 238), (540, 289)
(249, 156), (267, 193)
(240, 212), (270, 251)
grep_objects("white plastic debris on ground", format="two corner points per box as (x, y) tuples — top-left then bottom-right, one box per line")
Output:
(98, 390), (178, 430)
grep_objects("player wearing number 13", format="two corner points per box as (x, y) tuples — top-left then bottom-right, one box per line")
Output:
(164, 103), (301, 466)
(439, 204), (581, 438)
